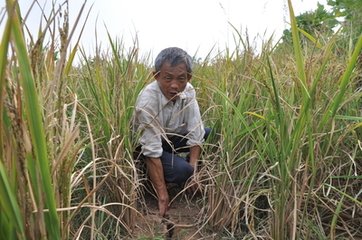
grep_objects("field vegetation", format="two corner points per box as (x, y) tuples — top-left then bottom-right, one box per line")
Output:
(0, 0), (361, 239)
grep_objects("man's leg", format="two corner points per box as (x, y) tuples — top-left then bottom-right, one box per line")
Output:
(156, 137), (190, 185)
(160, 151), (194, 185)
(160, 128), (211, 184)
(162, 128), (212, 154)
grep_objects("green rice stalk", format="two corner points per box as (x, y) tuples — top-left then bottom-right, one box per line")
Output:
(299, 30), (352, 239)
(321, 34), (362, 126)
(71, 34), (149, 236)
(0, 161), (25, 239)
(64, 1), (91, 76)
(6, 0), (60, 238)
(287, 0), (309, 98)
(266, 56), (289, 239)
(267, 1), (324, 238)
(298, 28), (322, 49)
(201, 45), (269, 234)
(0, 0), (11, 158)
(328, 165), (355, 239)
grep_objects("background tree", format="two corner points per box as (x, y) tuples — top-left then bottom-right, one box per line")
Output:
(281, 3), (337, 45)
(327, 0), (362, 45)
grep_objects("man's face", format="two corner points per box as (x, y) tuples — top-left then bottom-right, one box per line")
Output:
(154, 62), (191, 101)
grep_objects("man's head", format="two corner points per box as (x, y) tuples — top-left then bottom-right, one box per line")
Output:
(154, 47), (193, 74)
(154, 47), (193, 101)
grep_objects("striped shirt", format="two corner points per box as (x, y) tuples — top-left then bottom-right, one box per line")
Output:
(133, 80), (205, 158)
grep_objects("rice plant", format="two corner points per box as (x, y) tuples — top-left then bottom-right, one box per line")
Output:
(0, 0), (360, 239)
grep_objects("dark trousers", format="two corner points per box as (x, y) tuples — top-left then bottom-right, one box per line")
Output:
(135, 128), (211, 185)
(161, 128), (211, 184)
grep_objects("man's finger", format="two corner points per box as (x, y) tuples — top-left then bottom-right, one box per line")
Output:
(159, 202), (168, 217)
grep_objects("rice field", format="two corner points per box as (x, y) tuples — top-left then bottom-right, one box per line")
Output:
(0, 0), (361, 239)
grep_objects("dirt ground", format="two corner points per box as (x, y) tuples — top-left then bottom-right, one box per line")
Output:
(132, 186), (217, 240)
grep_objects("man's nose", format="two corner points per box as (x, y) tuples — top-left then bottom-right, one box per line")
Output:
(170, 80), (179, 89)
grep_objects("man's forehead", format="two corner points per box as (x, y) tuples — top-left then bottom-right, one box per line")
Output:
(161, 63), (188, 73)
(161, 61), (187, 68)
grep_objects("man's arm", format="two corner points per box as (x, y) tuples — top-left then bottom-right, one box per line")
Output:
(145, 157), (169, 217)
(188, 145), (201, 171)
(187, 145), (202, 192)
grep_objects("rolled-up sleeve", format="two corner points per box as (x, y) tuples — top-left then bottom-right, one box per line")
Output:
(135, 96), (163, 158)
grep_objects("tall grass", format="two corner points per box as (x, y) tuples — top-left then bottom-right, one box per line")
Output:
(194, 1), (361, 238)
(0, 0), (361, 239)
(2, 0), (60, 239)
(1, 0), (88, 239)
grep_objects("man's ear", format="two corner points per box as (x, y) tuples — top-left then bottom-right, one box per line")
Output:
(153, 71), (160, 79)
(187, 73), (192, 81)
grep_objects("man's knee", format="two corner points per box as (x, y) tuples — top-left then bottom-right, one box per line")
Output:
(204, 127), (211, 140)
(175, 162), (193, 184)
(166, 159), (193, 184)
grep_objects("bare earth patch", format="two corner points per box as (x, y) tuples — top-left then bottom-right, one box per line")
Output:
(132, 186), (217, 240)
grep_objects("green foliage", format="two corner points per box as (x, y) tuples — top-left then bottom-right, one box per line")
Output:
(328, 0), (362, 24)
(327, 0), (362, 45)
(282, 3), (337, 44)
(281, 0), (362, 51)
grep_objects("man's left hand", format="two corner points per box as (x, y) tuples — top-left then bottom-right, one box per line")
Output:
(186, 171), (202, 193)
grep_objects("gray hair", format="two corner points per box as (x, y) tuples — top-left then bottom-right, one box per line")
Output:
(154, 47), (193, 73)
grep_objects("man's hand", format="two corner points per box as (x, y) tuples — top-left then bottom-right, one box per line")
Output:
(187, 167), (206, 194)
(187, 174), (200, 193)
(158, 188), (169, 217)
(188, 145), (201, 168)
(145, 157), (169, 217)
(187, 145), (202, 193)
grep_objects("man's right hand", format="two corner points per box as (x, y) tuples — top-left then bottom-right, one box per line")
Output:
(158, 188), (169, 217)
(145, 157), (169, 217)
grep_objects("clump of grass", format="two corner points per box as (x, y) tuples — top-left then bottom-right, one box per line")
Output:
(192, 1), (361, 238)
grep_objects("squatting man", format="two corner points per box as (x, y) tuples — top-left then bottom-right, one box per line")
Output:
(133, 47), (210, 217)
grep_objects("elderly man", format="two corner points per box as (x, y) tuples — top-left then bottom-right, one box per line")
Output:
(133, 47), (210, 217)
